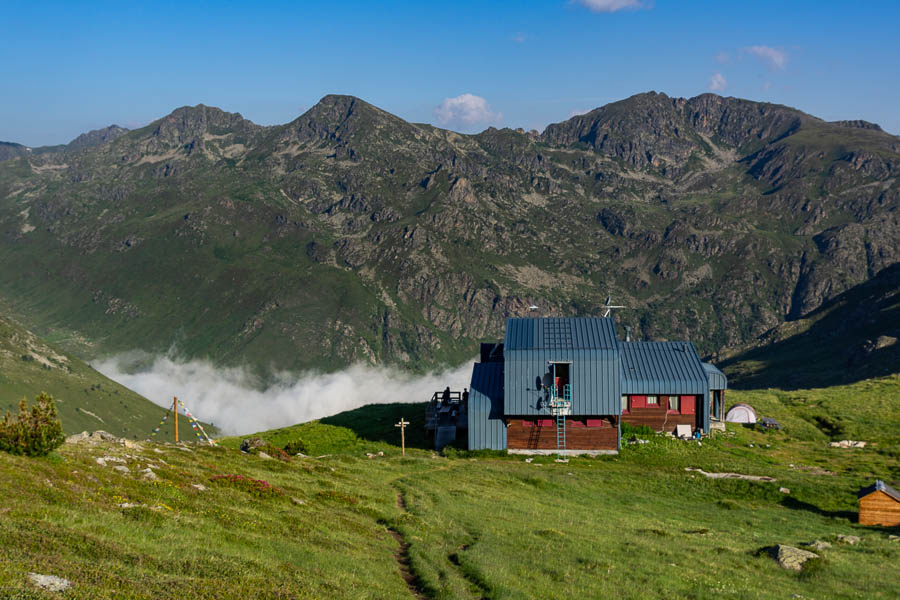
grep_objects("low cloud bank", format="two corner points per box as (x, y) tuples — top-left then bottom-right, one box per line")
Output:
(93, 354), (473, 436)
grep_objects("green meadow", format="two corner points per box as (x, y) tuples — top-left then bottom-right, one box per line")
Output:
(1, 376), (898, 599)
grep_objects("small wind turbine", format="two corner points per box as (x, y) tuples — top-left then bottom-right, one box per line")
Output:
(601, 296), (626, 318)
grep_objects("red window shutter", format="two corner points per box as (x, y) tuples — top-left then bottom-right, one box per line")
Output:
(586, 419), (605, 428)
(681, 395), (696, 415)
(570, 419), (585, 428)
(537, 419), (554, 427)
(522, 419), (534, 428)
(630, 395), (647, 409)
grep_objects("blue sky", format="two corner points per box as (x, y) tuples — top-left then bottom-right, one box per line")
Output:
(2, 0), (899, 146)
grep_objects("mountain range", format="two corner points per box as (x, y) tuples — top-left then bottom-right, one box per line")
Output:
(0, 92), (897, 377)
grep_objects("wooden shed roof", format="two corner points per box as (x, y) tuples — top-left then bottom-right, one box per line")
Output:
(857, 480), (900, 501)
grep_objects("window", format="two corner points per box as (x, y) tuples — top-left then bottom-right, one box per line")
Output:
(586, 419), (605, 428)
(570, 419), (586, 428)
(536, 419), (554, 427)
(667, 395), (680, 413)
(630, 395), (647, 409)
(621, 395), (629, 414)
(681, 395), (696, 415)
(646, 395), (659, 406)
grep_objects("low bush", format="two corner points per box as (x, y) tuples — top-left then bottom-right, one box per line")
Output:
(258, 443), (291, 461)
(283, 439), (308, 456)
(0, 392), (65, 457)
(209, 474), (283, 498)
(620, 422), (655, 438)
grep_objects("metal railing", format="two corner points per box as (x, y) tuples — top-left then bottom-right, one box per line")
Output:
(425, 390), (465, 429)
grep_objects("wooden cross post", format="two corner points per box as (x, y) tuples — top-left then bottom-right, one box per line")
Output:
(395, 417), (409, 456)
(173, 397), (179, 443)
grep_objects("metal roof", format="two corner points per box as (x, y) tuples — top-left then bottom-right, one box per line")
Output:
(702, 362), (728, 390)
(857, 480), (900, 501)
(504, 317), (619, 351)
(620, 341), (708, 394)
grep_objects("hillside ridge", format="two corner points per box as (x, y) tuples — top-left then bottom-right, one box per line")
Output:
(0, 91), (897, 376)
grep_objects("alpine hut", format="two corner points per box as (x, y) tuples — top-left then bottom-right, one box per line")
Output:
(467, 317), (727, 455)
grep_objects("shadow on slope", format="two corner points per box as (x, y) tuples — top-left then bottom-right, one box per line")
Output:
(723, 264), (900, 390)
(220, 402), (433, 455)
(320, 402), (432, 450)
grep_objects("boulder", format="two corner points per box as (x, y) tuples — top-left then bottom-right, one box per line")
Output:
(140, 468), (159, 481)
(65, 431), (90, 444)
(240, 438), (266, 453)
(257, 451), (272, 460)
(806, 540), (832, 551)
(113, 465), (130, 474)
(191, 483), (207, 492)
(291, 497), (306, 506)
(836, 534), (860, 545)
(27, 573), (72, 592)
(773, 545), (819, 571)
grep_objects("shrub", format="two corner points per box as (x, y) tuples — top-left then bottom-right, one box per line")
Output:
(621, 422), (655, 438)
(257, 443), (291, 461)
(0, 392), (65, 457)
(209, 474), (283, 498)
(283, 439), (308, 456)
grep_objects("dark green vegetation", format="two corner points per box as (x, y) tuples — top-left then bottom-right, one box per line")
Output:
(723, 263), (900, 389)
(0, 393), (64, 456)
(3, 377), (896, 598)
(1, 93), (897, 374)
(0, 313), (209, 440)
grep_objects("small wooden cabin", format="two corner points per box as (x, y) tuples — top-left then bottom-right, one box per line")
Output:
(857, 480), (900, 526)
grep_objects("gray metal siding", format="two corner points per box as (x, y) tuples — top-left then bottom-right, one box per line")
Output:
(504, 347), (621, 415)
(468, 362), (507, 450)
(702, 362), (728, 390)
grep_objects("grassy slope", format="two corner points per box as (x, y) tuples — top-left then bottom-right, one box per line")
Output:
(1, 377), (898, 598)
(0, 313), (209, 441)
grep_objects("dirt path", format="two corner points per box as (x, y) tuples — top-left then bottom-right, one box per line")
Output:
(388, 492), (427, 599)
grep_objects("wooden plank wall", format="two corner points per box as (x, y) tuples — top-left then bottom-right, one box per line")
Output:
(622, 406), (697, 433)
(506, 417), (618, 450)
(859, 491), (900, 526)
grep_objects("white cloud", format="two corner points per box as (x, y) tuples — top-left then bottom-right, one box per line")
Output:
(715, 51), (730, 64)
(94, 353), (473, 436)
(709, 73), (727, 92)
(744, 45), (787, 70)
(434, 94), (502, 129)
(574, 0), (647, 12)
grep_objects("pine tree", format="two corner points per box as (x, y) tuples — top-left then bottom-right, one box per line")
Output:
(0, 392), (65, 456)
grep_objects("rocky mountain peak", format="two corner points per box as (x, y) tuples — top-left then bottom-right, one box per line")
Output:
(283, 94), (420, 146)
(66, 125), (130, 151)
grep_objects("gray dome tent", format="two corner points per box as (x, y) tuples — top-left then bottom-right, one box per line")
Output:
(725, 403), (757, 424)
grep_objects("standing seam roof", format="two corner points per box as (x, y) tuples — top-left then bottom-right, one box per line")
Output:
(619, 341), (707, 392)
(504, 317), (619, 351)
